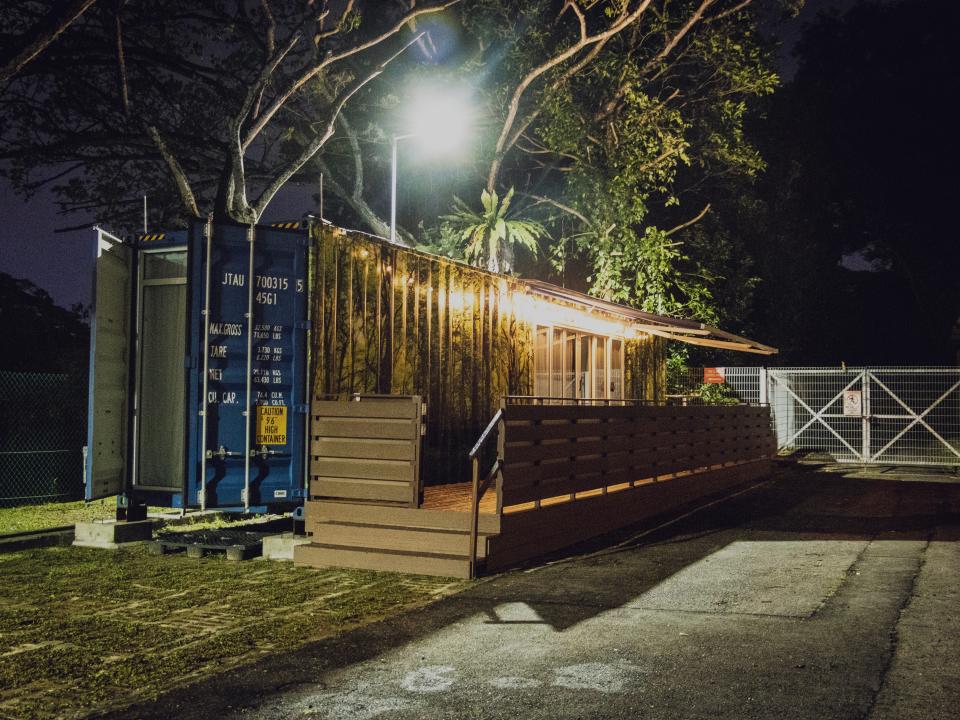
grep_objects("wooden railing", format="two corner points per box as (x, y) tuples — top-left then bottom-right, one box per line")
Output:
(498, 403), (775, 508)
(503, 396), (661, 406)
(467, 408), (503, 578)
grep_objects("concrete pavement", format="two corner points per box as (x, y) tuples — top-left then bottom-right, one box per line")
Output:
(105, 463), (960, 720)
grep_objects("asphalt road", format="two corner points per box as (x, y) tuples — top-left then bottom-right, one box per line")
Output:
(107, 463), (960, 720)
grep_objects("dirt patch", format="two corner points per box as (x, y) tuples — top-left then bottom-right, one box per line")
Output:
(0, 545), (467, 720)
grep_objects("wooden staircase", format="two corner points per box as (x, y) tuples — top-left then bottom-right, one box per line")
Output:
(294, 499), (501, 579)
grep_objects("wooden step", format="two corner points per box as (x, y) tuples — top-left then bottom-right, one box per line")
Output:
(294, 542), (473, 579)
(305, 499), (501, 534)
(312, 521), (491, 559)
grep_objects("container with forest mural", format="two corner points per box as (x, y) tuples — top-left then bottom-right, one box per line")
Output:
(309, 224), (665, 486)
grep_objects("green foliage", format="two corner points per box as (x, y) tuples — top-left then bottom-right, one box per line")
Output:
(588, 225), (719, 322)
(666, 348), (691, 395)
(454, 0), (785, 327)
(697, 382), (741, 406)
(438, 188), (547, 273)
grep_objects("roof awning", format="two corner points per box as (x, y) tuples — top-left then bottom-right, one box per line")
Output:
(522, 280), (777, 356)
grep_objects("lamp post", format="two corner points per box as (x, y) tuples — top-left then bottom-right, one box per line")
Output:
(390, 133), (417, 245)
(389, 86), (473, 245)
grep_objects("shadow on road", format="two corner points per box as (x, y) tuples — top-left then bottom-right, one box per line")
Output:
(103, 462), (960, 720)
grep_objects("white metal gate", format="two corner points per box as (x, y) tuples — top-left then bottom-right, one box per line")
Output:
(722, 367), (960, 467)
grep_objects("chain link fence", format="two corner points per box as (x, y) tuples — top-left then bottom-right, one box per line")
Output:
(0, 371), (88, 507)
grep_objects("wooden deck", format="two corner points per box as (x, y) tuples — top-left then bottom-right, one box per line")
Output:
(295, 404), (778, 578)
(422, 482), (497, 514)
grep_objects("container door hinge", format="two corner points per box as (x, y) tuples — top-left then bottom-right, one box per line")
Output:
(296, 320), (311, 330)
(240, 488), (249, 504)
(294, 404), (309, 414)
(196, 488), (205, 506)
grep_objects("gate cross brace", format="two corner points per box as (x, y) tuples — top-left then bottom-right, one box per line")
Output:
(772, 371), (865, 460)
(868, 374), (960, 461)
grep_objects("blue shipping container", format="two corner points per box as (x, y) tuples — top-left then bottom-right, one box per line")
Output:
(85, 220), (308, 513)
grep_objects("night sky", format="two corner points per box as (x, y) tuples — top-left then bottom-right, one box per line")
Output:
(0, 0), (860, 311)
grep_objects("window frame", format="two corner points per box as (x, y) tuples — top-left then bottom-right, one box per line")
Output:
(534, 323), (625, 401)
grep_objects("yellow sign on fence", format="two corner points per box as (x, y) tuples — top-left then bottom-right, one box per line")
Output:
(256, 405), (288, 445)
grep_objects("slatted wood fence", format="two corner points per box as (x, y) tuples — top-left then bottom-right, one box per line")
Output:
(476, 403), (777, 571)
(300, 399), (776, 577)
(309, 396), (424, 507)
(499, 404), (775, 508)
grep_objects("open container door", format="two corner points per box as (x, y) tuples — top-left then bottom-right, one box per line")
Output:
(130, 237), (190, 505)
(85, 228), (133, 500)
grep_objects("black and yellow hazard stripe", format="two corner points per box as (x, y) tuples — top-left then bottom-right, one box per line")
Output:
(138, 233), (166, 242)
(270, 221), (300, 230)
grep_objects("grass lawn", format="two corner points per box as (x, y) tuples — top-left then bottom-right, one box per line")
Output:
(0, 499), (266, 536)
(0, 499), (117, 535)
(0, 545), (467, 720)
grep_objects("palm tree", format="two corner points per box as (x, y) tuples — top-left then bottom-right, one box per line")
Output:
(441, 188), (546, 273)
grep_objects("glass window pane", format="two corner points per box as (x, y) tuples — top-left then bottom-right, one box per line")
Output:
(579, 336), (591, 399)
(535, 326), (549, 396)
(594, 338), (606, 399)
(551, 329), (563, 398)
(611, 339), (622, 399)
(143, 251), (187, 280)
(564, 334), (576, 398)
(137, 284), (186, 488)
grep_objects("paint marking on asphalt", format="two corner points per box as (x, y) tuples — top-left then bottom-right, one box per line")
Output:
(552, 662), (633, 693)
(399, 666), (456, 693)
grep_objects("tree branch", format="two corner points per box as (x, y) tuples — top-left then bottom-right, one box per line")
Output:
(226, 28), (304, 220)
(114, 3), (130, 115)
(520, 192), (591, 226)
(664, 203), (711, 236)
(251, 32), (427, 220)
(486, 0), (655, 193)
(503, 29), (615, 158)
(252, 0), (277, 118)
(259, 0), (276, 55)
(0, 0), (98, 84)
(705, 0), (754, 23)
(145, 125), (201, 218)
(316, 156), (398, 241)
(315, 0), (356, 44)
(21, 163), (86, 194)
(242, 0), (460, 154)
(337, 112), (364, 199)
(640, 0), (716, 75)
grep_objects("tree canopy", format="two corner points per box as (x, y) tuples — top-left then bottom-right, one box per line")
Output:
(0, 272), (89, 372)
(1, 0), (799, 346)
(737, 0), (960, 363)
(1, 0), (459, 227)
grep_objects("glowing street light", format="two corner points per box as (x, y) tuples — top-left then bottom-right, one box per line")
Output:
(391, 85), (473, 244)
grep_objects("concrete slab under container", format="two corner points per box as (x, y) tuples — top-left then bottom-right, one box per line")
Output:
(73, 519), (155, 549)
(263, 532), (311, 561)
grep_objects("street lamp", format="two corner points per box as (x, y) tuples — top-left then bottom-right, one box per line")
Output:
(390, 85), (473, 245)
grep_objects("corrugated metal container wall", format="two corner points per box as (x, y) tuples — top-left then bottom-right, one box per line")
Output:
(310, 225), (664, 485)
